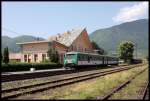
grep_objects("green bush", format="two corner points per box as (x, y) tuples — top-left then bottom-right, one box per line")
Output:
(2, 63), (63, 72)
(40, 59), (52, 63)
(10, 60), (20, 63)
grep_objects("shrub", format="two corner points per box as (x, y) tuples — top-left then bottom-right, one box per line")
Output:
(40, 59), (52, 63)
(2, 63), (63, 72)
(3, 46), (9, 64)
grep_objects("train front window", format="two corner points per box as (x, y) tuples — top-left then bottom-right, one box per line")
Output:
(66, 54), (75, 59)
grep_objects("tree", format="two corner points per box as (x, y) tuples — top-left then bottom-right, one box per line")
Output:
(3, 46), (9, 64)
(47, 47), (59, 63)
(47, 47), (53, 62)
(1, 53), (3, 63)
(91, 41), (107, 55)
(54, 51), (59, 63)
(118, 41), (134, 63)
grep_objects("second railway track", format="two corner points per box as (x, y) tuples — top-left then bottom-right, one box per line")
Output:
(94, 67), (148, 100)
(2, 63), (146, 99)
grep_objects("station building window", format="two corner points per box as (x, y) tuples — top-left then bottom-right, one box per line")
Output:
(34, 54), (38, 62)
(24, 54), (27, 62)
(28, 54), (31, 63)
(42, 54), (46, 61)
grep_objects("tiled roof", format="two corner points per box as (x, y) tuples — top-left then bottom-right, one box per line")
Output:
(48, 28), (85, 47)
(17, 28), (85, 46)
(16, 40), (50, 45)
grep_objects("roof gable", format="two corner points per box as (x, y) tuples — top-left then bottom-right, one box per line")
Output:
(49, 28), (85, 47)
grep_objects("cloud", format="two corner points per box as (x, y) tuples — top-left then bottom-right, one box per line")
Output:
(113, 2), (148, 23)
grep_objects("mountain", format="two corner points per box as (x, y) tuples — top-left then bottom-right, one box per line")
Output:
(2, 35), (45, 53)
(89, 19), (148, 57)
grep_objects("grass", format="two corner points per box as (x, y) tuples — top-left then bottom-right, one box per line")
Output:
(33, 64), (148, 99)
(110, 68), (148, 99)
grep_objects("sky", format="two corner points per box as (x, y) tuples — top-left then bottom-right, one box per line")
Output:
(2, 1), (149, 39)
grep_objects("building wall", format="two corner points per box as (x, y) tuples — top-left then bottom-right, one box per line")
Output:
(19, 29), (93, 64)
(21, 42), (50, 63)
(9, 53), (22, 62)
(22, 42), (49, 53)
(68, 29), (93, 53)
(53, 41), (67, 64)
(21, 41), (67, 64)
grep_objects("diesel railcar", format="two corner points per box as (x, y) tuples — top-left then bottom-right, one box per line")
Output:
(64, 52), (119, 68)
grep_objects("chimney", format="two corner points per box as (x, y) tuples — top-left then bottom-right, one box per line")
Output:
(36, 37), (40, 41)
(67, 31), (71, 34)
(57, 33), (61, 38)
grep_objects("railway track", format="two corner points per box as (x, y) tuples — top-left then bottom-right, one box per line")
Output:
(2, 64), (145, 99)
(140, 82), (149, 100)
(94, 67), (148, 100)
(1, 65), (122, 82)
(1, 64), (139, 82)
(145, 86), (149, 100)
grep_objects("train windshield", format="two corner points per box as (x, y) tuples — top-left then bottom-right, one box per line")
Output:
(66, 54), (75, 59)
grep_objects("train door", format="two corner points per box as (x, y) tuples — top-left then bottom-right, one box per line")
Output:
(106, 57), (108, 65)
(104, 57), (106, 65)
(102, 57), (104, 65)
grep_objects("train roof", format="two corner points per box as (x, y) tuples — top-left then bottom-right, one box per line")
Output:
(66, 51), (118, 58)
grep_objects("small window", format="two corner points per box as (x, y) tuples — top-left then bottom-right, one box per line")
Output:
(84, 55), (86, 61)
(42, 54), (46, 61)
(24, 55), (27, 62)
(92, 56), (94, 60)
(81, 55), (84, 61)
(34, 54), (38, 62)
(88, 56), (90, 62)
(78, 55), (81, 61)
(81, 54), (85, 61)
(97, 56), (99, 60)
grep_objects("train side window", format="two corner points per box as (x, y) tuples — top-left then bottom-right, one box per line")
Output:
(82, 55), (84, 61)
(91, 56), (93, 61)
(79, 55), (82, 61)
(84, 55), (86, 61)
(80, 54), (84, 61)
(86, 55), (88, 61)
(98, 56), (100, 60)
(99, 56), (101, 61)
(78, 55), (81, 61)
(85, 55), (87, 61)
(81, 55), (83, 61)
(81, 54), (84, 61)
(83, 55), (85, 61)
(88, 56), (90, 62)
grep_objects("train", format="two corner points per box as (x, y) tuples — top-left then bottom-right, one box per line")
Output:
(64, 52), (119, 69)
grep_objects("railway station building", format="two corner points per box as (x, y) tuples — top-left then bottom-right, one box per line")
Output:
(16, 28), (94, 64)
